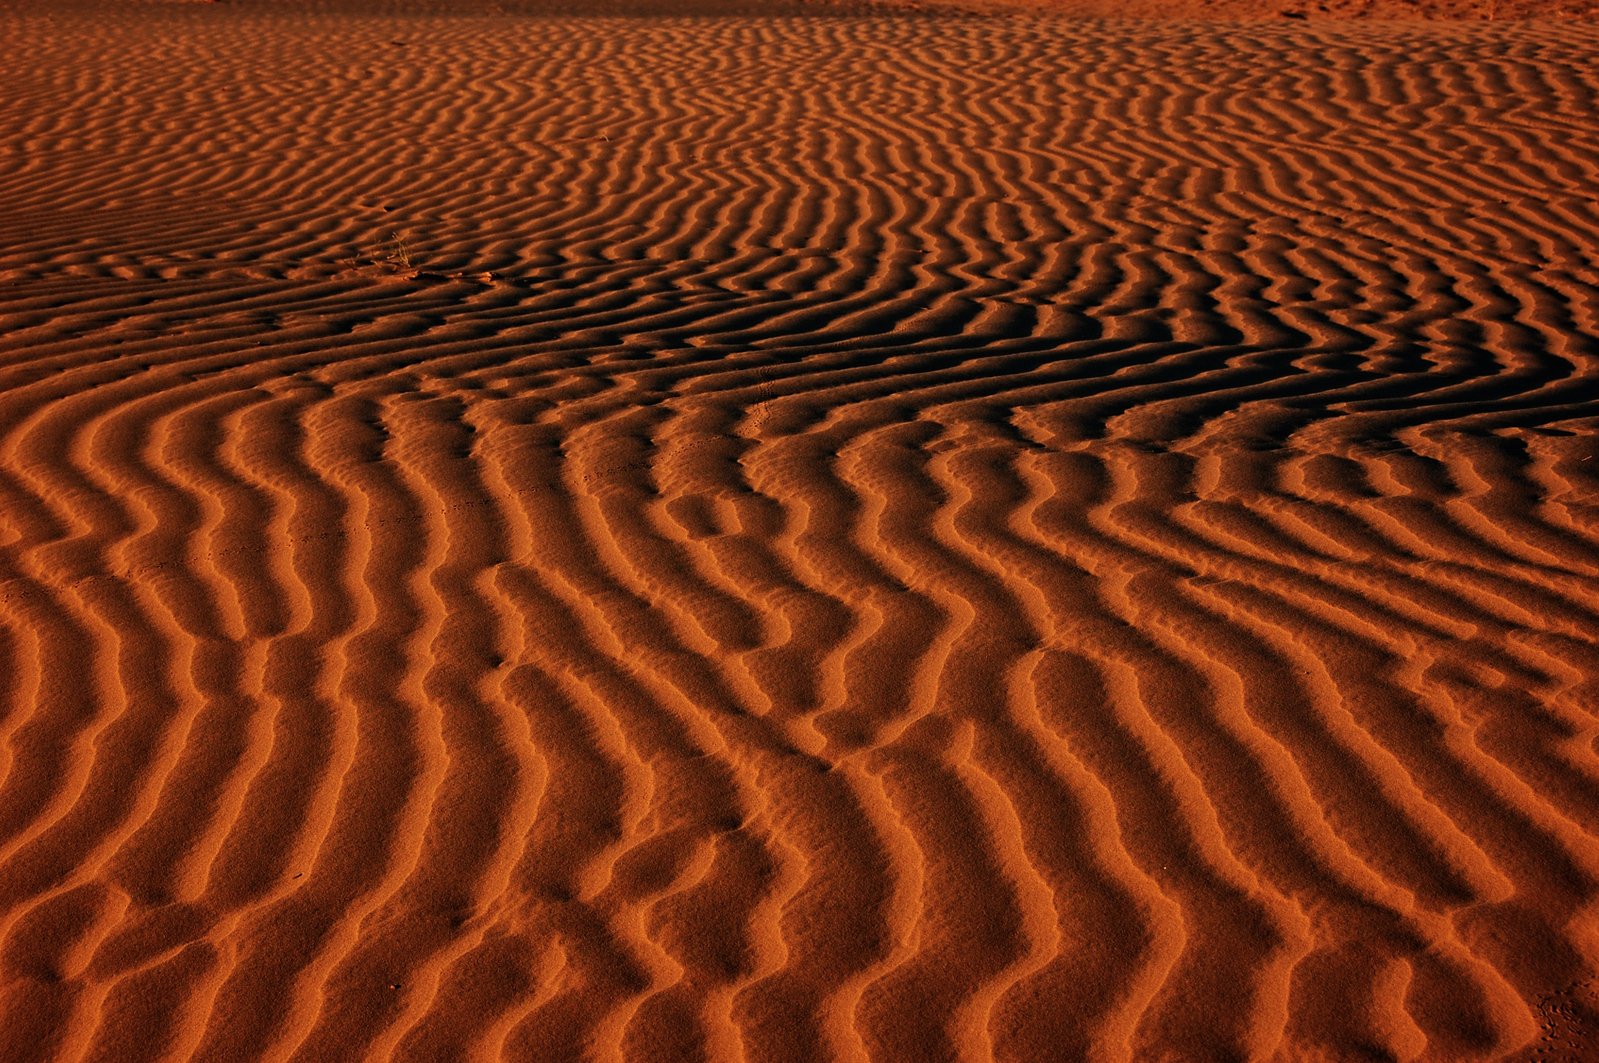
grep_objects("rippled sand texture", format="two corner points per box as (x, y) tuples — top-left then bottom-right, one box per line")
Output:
(4, 7), (1599, 1062)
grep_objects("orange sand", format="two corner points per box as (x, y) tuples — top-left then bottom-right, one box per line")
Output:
(2, 3), (1598, 1061)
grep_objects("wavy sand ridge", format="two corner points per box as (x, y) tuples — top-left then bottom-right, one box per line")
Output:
(3, 6), (1599, 1061)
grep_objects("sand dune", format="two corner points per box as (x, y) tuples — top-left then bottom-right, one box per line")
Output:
(2, 4), (1598, 1061)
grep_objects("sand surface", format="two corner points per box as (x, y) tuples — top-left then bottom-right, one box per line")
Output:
(3, 4), (1599, 1061)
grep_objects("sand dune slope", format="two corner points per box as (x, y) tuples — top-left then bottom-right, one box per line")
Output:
(2, 7), (1598, 1061)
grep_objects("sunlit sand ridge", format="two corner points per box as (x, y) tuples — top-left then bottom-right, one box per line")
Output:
(1, 5), (1597, 1061)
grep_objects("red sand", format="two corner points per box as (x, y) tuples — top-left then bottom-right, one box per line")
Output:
(2, 3), (1598, 1061)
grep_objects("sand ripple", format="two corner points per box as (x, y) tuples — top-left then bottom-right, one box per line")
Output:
(2, 7), (1598, 1061)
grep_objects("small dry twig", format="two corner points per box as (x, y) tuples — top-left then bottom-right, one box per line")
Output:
(384, 231), (413, 272)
